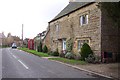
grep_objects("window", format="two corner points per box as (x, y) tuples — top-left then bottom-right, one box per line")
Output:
(55, 24), (59, 32)
(78, 39), (89, 50)
(62, 39), (66, 50)
(80, 14), (88, 26)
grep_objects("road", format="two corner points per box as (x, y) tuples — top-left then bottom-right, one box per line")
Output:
(1, 48), (110, 79)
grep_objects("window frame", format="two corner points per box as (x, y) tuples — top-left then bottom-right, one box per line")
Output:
(62, 39), (66, 50)
(77, 39), (90, 51)
(55, 24), (59, 32)
(80, 14), (88, 26)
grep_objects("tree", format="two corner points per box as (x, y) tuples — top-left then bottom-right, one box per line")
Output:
(43, 45), (48, 53)
(38, 41), (42, 52)
(66, 38), (73, 52)
(80, 43), (93, 61)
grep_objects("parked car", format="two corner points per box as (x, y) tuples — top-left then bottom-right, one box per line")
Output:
(12, 43), (17, 48)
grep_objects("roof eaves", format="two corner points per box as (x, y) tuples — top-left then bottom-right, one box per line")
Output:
(49, 2), (94, 23)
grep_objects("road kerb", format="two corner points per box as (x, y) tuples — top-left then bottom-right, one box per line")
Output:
(49, 59), (113, 79)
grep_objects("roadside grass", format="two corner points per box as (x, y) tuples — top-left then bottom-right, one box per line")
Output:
(18, 48), (49, 57)
(18, 48), (86, 65)
(49, 57), (87, 65)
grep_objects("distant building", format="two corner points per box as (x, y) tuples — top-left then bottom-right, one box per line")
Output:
(42, 27), (51, 51)
(34, 31), (46, 51)
(6, 33), (22, 47)
(0, 32), (6, 47)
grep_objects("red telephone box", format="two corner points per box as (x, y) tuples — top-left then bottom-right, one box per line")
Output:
(28, 39), (34, 50)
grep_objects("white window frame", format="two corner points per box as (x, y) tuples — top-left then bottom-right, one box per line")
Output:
(80, 14), (88, 26)
(77, 39), (90, 51)
(55, 24), (59, 32)
(62, 39), (66, 50)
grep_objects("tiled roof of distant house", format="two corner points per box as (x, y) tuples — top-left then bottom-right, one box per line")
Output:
(49, 2), (93, 23)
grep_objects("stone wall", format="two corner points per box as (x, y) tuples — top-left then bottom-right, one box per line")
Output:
(43, 27), (51, 51)
(49, 3), (102, 55)
(101, 6), (119, 62)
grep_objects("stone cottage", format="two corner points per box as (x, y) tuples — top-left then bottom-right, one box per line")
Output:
(44, 2), (119, 62)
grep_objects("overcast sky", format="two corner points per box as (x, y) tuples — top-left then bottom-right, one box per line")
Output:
(0, 0), (69, 39)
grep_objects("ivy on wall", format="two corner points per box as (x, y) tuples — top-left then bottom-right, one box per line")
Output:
(66, 38), (73, 52)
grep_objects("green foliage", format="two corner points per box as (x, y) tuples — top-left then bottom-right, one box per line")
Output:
(66, 38), (73, 52)
(49, 58), (86, 65)
(38, 41), (42, 52)
(85, 54), (95, 63)
(43, 45), (48, 53)
(37, 46), (40, 52)
(80, 43), (93, 61)
(65, 52), (74, 59)
(18, 48), (49, 57)
(85, 54), (101, 64)
(59, 52), (65, 58)
(74, 53), (81, 60)
(50, 48), (59, 56)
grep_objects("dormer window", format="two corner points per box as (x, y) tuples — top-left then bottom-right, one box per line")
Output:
(80, 14), (88, 26)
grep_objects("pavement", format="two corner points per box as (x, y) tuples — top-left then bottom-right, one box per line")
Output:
(43, 57), (119, 80)
(1, 48), (110, 79)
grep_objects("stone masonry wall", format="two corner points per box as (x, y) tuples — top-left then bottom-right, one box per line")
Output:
(101, 7), (119, 61)
(49, 3), (101, 55)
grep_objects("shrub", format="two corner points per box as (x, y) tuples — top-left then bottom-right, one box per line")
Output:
(47, 51), (52, 55)
(80, 43), (93, 61)
(60, 50), (67, 57)
(85, 54), (95, 63)
(85, 54), (101, 63)
(94, 55), (101, 63)
(74, 53), (81, 60)
(39, 41), (42, 52)
(66, 38), (73, 52)
(50, 48), (59, 56)
(37, 46), (40, 52)
(43, 45), (48, 53)
(59, 53), (65, 58)
(65, 52), (74, 59)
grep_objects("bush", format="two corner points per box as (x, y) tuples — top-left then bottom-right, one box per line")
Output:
(47, 51), (52, 55)
(80, 43), (93, 61)
(37, 46), (40, 52)
(65, 52), (74, 59)
(85, 54), (101, 63)
(66, 38), (73, 52)
(94, 55), (101, 63)
(43, 45), (48, 53)
(59, 52), (65, 58)
(74, 53), (81, 60)
(50, 48), (59, 56)
(38, 41), (42, 52)
(85, 54), (95, 63)
(60, 50), (67, 57)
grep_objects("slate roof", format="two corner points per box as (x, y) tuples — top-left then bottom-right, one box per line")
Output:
(49, 2), (93, 23)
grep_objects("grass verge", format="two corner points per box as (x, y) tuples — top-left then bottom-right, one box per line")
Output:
(49, 57), (87, 65)
(18, 48), (49, 57)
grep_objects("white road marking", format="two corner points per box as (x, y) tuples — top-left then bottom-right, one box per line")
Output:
(12, 55), (17, 59)
(18, 60), (29, 69)
(10, 53), (13, 55)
